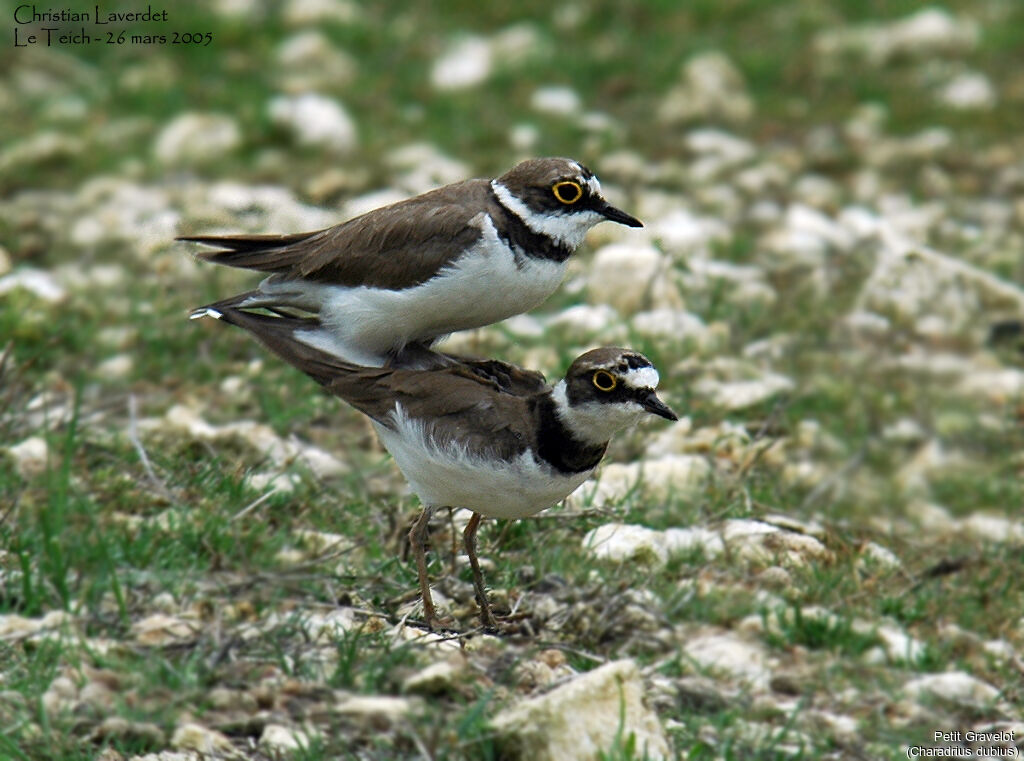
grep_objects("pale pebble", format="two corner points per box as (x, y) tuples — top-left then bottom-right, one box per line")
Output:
(7, 436), (49, 479)
(431, 36), (492, 91)
(490, 660), (669, 761)
(154, 113), (241, 165)
(267, 93), (357, 153)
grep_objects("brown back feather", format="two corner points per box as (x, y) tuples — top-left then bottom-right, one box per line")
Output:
(207, 307), (538, 461)
(180, 180), (497, 289)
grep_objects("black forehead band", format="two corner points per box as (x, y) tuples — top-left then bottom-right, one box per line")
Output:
(611, 354), (651, 372)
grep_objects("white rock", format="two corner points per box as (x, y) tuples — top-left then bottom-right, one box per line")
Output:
(509, 123), (540, 151)
(268, 93), (356, 153)
(938, 71), (996, 110)
(153, 405), (346, 479)
(657, 51), (753, 124)
(882, 418), (927, 445)
(274, 547), (307, 565)
(873, 624), (927, 663)
(386, 143), (471, 195)
(578, 111), (616, 133)
(431, 36), (492, 91)
(792, 174), (841, 209)
(215, 0), (260, 16)
(682, 631), (771, 689)
(335, 694), (413, 722)
(96, 354), (133, 380)
(68, 179), (180, 256)
(0, 610), (74, 639)
(0, 132), (85, 172)
(131, 614), (199, 646)
(982, 640), (1016, 661)
(583, 524), (669, 565)
(785, 203), (855, 251)
(802, 710), (859, 744)
(402, 660), (465, 695)
(491, 660), (669, 761)
(572, 455), (711, 509)
(259, 723), (320, 751)
(685, 128), (756, 165)
(300, 609), (356, 643)
(841, 310), (892, 341)
(503, 313), (546, 338)
(295, 443), (348, 479)
(693, 373), (794, 410)
(761, 513), (827, 539)
(200, 180), (335, 232)
(545, 304), (622, 340)
(721, 519), (831, 567)
(855, 217), (1024, 339)
(682, 259), (776, 311)
(959, 369), (1024, 405)
(648, 208), (731, 257)
(0, 268), (66, 302)
(7, 436), (49, 479)
(755, 566), (793, 589)
(663, 527), (725, 558)
(903, 671), (999, 709)
(490, 23), (542, 66)
(530, 86), (581, 116)
(340, 188), (410, 220)
(274, 31), (357, 90)
(906, 501), (955, 532)
(154, 113), (241, 165)
(814, 8), (979, 65)
(42, 675), (79, 715)
(956, 513), (1024, 543)
(588, 243), (680, 315)
(170, 723), (233, 754)
(858, 542), (901, 571)
(631, 309), (710, 344)
(282, 0), (360, 25)
(584, 523), (726, 566)
(293, 528), (353, 554)
(125, 752), (200, 761)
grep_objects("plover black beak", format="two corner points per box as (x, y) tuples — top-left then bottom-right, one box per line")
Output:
(595, 199), (643, 228)
(640, 391), (678, 421)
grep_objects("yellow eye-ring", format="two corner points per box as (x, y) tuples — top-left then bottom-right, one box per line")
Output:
(552, 181), (583, 204)
(592, 370), (617, 391)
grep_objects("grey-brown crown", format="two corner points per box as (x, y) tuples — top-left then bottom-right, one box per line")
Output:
(496, 158), (643, 227)
(563, 347), (677, 420)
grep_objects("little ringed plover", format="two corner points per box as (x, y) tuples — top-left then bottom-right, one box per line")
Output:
(201, 306), (676, 630)
(182, 158), (642, 368)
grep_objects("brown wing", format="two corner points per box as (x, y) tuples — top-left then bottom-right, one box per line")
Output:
(179, 180), (493, 289)
(202, 306), (537, 461)
(354, 369), (533, 462)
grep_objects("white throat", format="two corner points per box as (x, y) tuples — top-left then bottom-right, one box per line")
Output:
(550, 380), (645, 445)
(491, 180), (603, 249)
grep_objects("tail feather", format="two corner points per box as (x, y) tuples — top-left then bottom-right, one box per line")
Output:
(178, 231), (321, 273)
(188, 290), (265, 321)
(199, 306), (361, 387)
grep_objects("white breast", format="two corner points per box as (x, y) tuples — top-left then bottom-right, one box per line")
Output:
(373, 407), (593, 520)
(279, 213), (566, 366)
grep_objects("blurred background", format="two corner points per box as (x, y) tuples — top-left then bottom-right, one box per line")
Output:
(1, 1), (1023, 759)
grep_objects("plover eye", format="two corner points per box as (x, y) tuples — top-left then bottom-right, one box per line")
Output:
(592, 369), (617, 391)
(552, 181), (583, 205)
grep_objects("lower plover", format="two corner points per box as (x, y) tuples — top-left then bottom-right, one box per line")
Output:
(200, 307), (676, 629)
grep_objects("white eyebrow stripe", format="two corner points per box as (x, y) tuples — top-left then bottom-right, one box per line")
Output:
(622, 366), (659, 389)
(585, 175), (602, 196)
